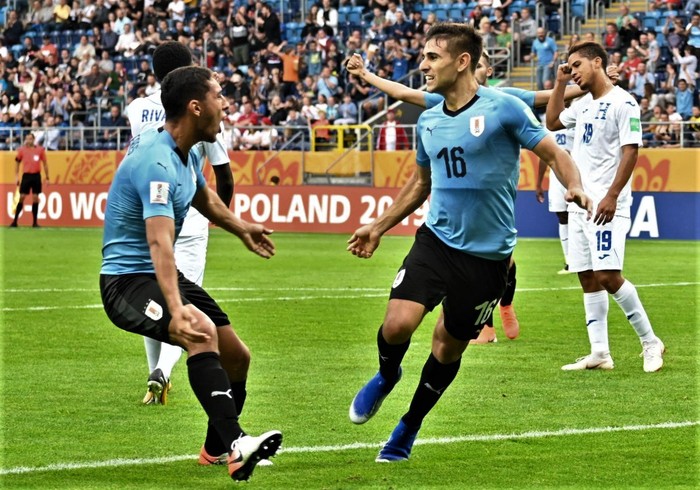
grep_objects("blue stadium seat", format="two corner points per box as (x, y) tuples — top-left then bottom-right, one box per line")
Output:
(348, 11), (363, 27)
(642, 15), (659, 30)
(448, 7), (465, 20)
(435, 7), (449, 21)
(452, 2), (467, 10)
(338, 5), (352, 14)
(0, 6), (7, 27)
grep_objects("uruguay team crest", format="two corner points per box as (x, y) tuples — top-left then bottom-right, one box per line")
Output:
(470, 115), (485, 137)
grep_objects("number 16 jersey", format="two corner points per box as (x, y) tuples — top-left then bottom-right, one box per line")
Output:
(416, 86), (548, 260)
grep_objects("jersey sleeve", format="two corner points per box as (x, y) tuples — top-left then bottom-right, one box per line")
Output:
(500, 95), (549, 151)
(499, 87), (536, 109)
(558, 103), (578, 129)
(15, 147), (23, 162)
(133, 161), (176, 221)
(423, 92), (444, 109)
(415, 119), (430, 167)
(201, 128), (230, 166)
(127, 99), (145, 138)
(617, 97), (643, 147)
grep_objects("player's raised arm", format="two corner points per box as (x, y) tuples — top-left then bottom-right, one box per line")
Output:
(345, 53), (427, 108)
(546, 63), (572, 131)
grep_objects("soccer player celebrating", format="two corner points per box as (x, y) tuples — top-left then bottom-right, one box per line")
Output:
(546, 42), (665, 372)
(127, 42), (235, 407)
(344, 49), (596, 344)
(100, 66), (281, 481)
(346, 23), (592, 462)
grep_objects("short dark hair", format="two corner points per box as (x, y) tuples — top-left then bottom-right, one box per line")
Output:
(425, 23), (482, 73)
(568, 41), (608, 70)
(152, 41), (195, 82)
(161, 66), (213, 120)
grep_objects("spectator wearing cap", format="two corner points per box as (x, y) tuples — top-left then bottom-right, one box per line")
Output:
(410, 10), (426, 36)
(376, 109), (408, 151)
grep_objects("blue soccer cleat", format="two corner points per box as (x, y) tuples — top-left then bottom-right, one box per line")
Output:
(376, 419), (420, 462)
(349, 368), (402, 424)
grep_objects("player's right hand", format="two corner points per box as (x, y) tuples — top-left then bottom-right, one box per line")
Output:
(347, 224), (381, 259)
(556, 63), (573, 83)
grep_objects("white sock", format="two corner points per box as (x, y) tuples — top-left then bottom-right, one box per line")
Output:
(155, 342), (184, 380)
(584, 291), (610, 355)
(558, 223), (569, 264)
(612, 280), (655, 343)
(144, 337), (161, 373)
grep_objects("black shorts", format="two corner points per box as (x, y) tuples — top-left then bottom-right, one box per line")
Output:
(100, 271), (230, 345)
(19, 173), (42, 195)
(389, 225), (510, 341)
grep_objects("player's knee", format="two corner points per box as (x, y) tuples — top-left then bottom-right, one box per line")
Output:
(382, 316), (417, 343)
(595, 271), (624, 293)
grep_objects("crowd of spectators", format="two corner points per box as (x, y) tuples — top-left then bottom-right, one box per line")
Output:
(0, 0), (698, 151)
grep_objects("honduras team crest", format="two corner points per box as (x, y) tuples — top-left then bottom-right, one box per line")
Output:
(470, 115), (485, 137)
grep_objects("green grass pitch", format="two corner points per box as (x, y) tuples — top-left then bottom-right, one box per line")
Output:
(1, 227), (697, 489)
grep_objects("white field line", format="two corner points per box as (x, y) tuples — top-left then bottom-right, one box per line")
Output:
(1, 420), (697, 476)
(1, 281), (697, 313)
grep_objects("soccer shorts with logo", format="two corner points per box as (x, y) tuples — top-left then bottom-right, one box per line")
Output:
(389, 225), (510, 341)
(567, 209), (631, 273)
(100, 272), (230, 344)
(547, 172), (568, 213)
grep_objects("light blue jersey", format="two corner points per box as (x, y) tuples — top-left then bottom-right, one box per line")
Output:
(101, 128), (207, 275)
(424, 86), (536, 110)
(417, 86), (548, 260)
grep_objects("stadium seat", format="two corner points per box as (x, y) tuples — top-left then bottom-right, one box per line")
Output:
(448, 7), (465, 20)
(0, 6), (7, 27)
(643, 15), (659, 30)
(348, 12), (363, 28)
(435, 7), (449, 21)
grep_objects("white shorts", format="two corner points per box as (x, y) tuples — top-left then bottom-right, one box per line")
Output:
(174, 232), (209, 286)
(567, 210), (631, 273)
(547, 172), (568, 213)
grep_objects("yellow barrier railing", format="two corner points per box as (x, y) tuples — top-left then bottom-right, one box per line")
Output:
(310, 124), (372, 152)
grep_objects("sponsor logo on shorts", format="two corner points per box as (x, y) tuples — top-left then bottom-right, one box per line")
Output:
(392, 269), (406, 288)
(150, 181), (169, 204)
(144, 300), (163, 321)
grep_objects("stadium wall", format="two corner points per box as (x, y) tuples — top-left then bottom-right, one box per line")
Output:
(1, 149), (697, 239)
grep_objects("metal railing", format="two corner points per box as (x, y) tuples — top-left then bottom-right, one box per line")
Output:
(1, 120), (696, 163)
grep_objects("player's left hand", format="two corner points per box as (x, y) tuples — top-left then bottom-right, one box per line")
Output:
(242, 224), (276, 258)
(594, 195), (617, 225)
(565, 188), (593, 220)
